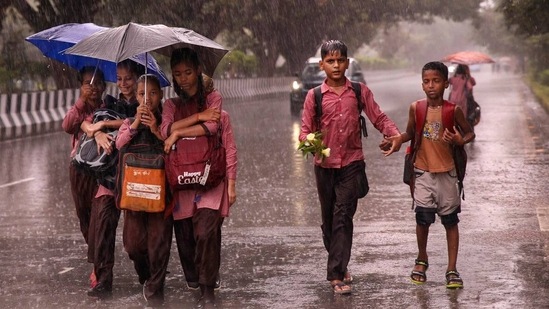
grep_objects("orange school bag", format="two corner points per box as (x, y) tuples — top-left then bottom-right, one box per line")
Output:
(115, 119), (168, 213)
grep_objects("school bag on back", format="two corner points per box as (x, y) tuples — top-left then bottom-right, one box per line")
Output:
(165, 96), (226, 191)
(403, 99), (467, 200)
(115, 119), (167, 212)
(72, 108), (125, 187)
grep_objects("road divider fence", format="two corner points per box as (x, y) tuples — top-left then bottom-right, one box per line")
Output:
(0, 76), (293, 141)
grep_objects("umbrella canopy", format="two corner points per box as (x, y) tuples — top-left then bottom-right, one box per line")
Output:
(64, 22), (229, 76)
(26, 23), (170, 87)
(442, 51), (495, 65)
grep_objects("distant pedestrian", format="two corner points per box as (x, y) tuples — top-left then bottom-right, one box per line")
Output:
(115, 74), (172, 305)
(448, 64), (476, 126)
(299, 40), (402, 295)
(401, 61), (474, 289)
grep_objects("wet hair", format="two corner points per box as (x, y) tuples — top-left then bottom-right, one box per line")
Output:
(455, 64), (468, 75)
(137, 74), (161, 90)
(320, 40), (348, 59)
(422, 61), (448, 81)
(137, 74), (163, 117)
(117, 59), (146, 77)
(77, 66), (106, 86)
(170, 47), (206, 110)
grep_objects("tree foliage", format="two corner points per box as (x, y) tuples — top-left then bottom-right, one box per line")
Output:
(498, 0), (549, 72)
(2, 0), (483, 89)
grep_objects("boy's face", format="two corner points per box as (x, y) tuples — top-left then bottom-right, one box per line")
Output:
(319, 51), (349, 84)
(421, 69), (448, 100)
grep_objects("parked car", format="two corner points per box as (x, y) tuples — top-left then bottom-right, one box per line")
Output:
(290, 57), (366, 114)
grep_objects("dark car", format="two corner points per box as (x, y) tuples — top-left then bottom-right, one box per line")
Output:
(290, 57), (366, 114)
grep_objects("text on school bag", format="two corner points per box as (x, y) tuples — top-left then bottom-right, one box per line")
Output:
(115, 120), (167, 213)
(403, 100), (467, 202)
(165, 97), (226, 191)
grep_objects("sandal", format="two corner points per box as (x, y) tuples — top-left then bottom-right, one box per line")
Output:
(445, 270), (464, 289)
(331, 280), (352, 295)
(410, 259), (429, 285)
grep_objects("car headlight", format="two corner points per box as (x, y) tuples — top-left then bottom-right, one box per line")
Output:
(291, 80), (302, 91)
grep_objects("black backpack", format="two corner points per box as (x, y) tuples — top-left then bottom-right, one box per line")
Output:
(313, 81), (368, 137)
(71, 108), (125, 189)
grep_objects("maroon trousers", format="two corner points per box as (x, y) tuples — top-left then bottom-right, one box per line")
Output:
(88, 195), (120, 288)
(314, 160), (363, 281)
(174, 209), (223, 287)
(123, 210), (173, 300)
(69, 164), (98, 244)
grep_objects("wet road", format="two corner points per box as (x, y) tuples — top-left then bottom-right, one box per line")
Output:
(1, 68), (549, 309)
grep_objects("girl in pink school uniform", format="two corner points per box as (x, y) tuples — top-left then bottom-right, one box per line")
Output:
(160, 47), (231, 305)
(116, 74), (173, 305)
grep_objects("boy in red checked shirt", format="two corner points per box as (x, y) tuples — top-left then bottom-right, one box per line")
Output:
(299, 40), (402, 294)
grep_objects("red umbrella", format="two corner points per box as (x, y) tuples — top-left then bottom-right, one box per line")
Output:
(442, 51), (495, 65)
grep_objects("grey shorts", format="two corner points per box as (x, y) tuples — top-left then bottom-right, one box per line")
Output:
(413, 168), (461, 216)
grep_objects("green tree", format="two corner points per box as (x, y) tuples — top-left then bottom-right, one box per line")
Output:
(498, 0), (549, 72)
(3, 0), (485, 89)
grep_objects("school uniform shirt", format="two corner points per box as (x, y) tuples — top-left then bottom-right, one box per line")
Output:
(160, 91), (224, 220)
(299, 79), (400, 168)
(414, 106), (454, 173)
(219, 110), (237, 217)
(62, 98), (106, 159)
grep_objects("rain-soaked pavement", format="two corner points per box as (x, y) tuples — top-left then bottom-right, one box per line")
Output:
(1, 68), (549, 309)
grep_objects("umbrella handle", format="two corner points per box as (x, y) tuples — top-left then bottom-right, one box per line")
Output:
(90, 60), (100, 85)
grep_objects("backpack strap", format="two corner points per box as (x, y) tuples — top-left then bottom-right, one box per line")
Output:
(313, 82), (367, 137)
(313, 85), (322, 132)
(441, 100), (455, 132)
(351, 81), (368, 137)
(413, 99), (428, 150)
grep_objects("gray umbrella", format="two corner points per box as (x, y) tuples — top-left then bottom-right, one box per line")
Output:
(64, 22), (229, 76)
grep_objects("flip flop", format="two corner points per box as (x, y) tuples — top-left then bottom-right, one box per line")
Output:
(331, 280), (352, 295)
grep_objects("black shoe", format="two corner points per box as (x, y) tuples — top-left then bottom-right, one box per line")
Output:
(87, 282), (112, 298)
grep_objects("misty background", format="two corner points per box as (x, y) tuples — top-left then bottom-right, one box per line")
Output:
(0, 0), (547, 109)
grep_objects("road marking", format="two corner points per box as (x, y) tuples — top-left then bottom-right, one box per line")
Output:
(0, 177), (35, 189)
(537, 206), (549, 232)
(58, 267), (74, 275)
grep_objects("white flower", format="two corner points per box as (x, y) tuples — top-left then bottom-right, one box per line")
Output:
(306, 133), (316, 141)
(322, 148), (331, 158)
(304, 141), (310, 146)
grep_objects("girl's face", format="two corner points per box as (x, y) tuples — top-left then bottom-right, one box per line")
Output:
(172, 62), (200, 96)
(137, 80), (163, 111)
(82, 72), (105, 101)
(116, 66), (137, 100)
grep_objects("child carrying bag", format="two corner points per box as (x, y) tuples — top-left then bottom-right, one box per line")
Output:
(115, 120), (167, 213)
(165, 96), (226, 192)
(404, 100), (467, 203)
